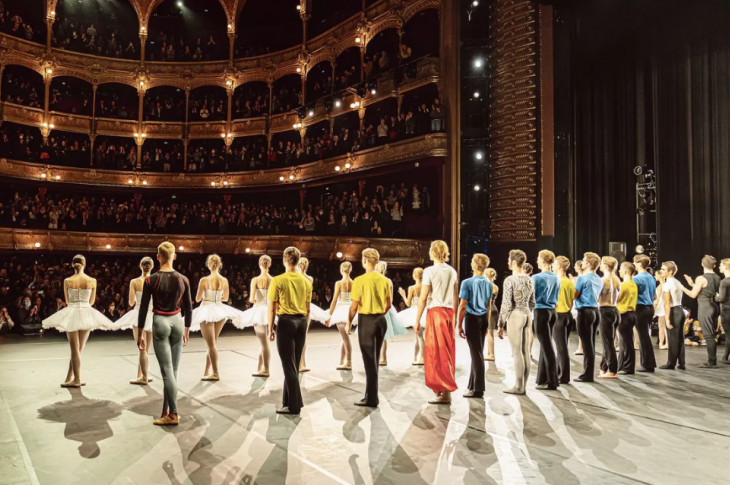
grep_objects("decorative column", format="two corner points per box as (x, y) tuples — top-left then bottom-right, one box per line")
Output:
(183, 139), (189, 171)
(330, 59), (336, 94)
(299, 189), (306, 211)
(184, 88), (190, 169)
(227, 21), (235, 65)
(396, 94), (403, 117)
(45, 9), (56, 53)
(299, 0), (309, 52)
(358, 105), (366, 131)
(0, 64), (5, 102)
(135, 78), (146, 167)
(40, 65), (54, 143)
(139, 26), (147, 63)
(89, 133), (96, 166)
(91, 83), (97, 132)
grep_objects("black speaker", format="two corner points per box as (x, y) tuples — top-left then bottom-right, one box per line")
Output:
(609, 242), (626, 263)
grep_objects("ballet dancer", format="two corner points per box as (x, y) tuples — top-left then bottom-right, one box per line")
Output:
(268, 247), (312, 415)
(42, 254), (114, 388)
(682, 255), (722, 368)
(110, 256), (155, 385)
(457, 253), (493, 398)
(654, 271), (667, 350)
(327, 261), (355, 370)
(552, 256), (575, 384)
(137, 242), (193, 426)
(375, 261), (408, 366)
(397, 267), (426, 365)
(632, 255), (657, 372)
(497, 249), (535, 395)
(617, 262), (638, 374)
(658, 261), (686, 370)
(532, 250), (561, 390)
(191, 254), (246, 381)
(416, 240), (459, 405)
(297, 257), (331, 372)
(573, 252), (603, 383)
(572, 260), (584, 356)
(598, 256), (621, 379)
(349, 248), (391, 407)
(715, 258), (730, 364)
(241, 255), (273, 377)
(484, 268), (499, 361)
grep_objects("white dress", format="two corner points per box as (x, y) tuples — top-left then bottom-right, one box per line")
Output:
(108, 291), (153, 332)
(395, 295), (426, 329)
(237, 288), (270, 329)
(328, 290), (358, 327)
(190, 289), (245, 332)
(42, 288), (113, 333)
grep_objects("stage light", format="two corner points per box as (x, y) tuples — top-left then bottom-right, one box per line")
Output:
(289, 174), (294, 180)
(308, 110), (314, 117)
(355, 37), (361, 44)
(475, 152), (483, 160)
(474, 185), (480, 191)
(370, 86), (377, 95)
(105, 244), (111, 250)
(635, 245), (644, 254)
(223, 181), (228, 186)
(344, 162), (351, 169)
(142, 180), (148, 185)
(178, 245), (184, 251)
(34, 242), (41, 248)
(279, 176), (285, 181)
(296, 67), (302, 73)
(41, 173), (47, 179)
(211, 181), (216, 186)
(245, 248), (251, 253)
(335, 166), (341, 172)
(335, 100), (341, 107)
(336, 252), (343, 259)
(296, 4), (301, 10)
(474, 59), (483, 68)
(128, 179), (133, 184)
(177, 1), (183, 7)
(55, 175), (60, 180)
(473, 0), (479, 5)
(473, 91), (480, 98)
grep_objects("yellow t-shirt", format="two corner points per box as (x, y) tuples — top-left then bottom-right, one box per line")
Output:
(351, 271), (391, 314)
(268, 271), (312, 315)
(617, 280), (638, 314)
(556, 276), (576, 313)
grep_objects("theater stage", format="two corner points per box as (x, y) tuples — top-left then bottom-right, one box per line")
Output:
(0, 327), (726, 485)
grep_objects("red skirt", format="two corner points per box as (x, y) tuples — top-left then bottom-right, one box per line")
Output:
(424, 307), (458, 393)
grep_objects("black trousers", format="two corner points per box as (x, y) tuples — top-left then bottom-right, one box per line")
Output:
(534, 308), (559, 388)
(464, 313), (489, 392)
(666, 306), (685, 368)
(577, 308), (600, 381)
(635, 305), (657, 370)
(554, 312), (572, 384)
(617, 311), (637, 373)
(599, 307), (620, 374)
(698, 300), (720, 365)
(358, 313), (387, 405)
(276, 314), (308, 412)
(722, 308), (730, 362)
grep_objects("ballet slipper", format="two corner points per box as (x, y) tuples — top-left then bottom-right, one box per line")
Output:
(598, 372), (618, 379)
(252, 371), (270, 377)
(130, 378), (149, 385)
(61, 381), (84, 388)
(503, 388), (526, 395)
(153, 415), (180, 426)
(659, 345), (668, 350)
(412, 360), (424, 366)
(337, 364), (352, 370)
(379, 361), (387, 366)
(299, 367), (310, 373)
(201, 374), (220, 381)
(574, 350), (583, 356)
(484, 355), (495, 361)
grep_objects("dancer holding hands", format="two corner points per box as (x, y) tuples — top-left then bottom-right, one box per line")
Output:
(240, 255), (274, 377)
(396, 268), (427, 365)
(327, 261), (355, 370)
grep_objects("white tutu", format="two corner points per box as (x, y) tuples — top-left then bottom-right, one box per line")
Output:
(236, 305), (269, 329)
(395, 305), (426, 329)
(329, 302), (357, 327)
(43, 305), (113, 333)
(190, 302), (245, 332)
(309, 303), (331, 325)
(107, 306), (153, 332)
(384, 307), (408, 340)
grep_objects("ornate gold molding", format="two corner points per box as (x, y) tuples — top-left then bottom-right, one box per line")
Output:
(0, 228), (429, 266)
(0, 134), (446, 188)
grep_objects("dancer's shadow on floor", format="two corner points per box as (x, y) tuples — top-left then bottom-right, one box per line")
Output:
(37, 388), (123, 458)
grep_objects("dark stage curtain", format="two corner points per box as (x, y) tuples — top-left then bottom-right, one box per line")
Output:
(572, 0), (730, 272)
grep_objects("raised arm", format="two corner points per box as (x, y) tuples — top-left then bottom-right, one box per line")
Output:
(682, 275), (705, 299)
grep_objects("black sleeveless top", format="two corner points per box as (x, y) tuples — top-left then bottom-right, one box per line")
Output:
(699, 273), (722, 302)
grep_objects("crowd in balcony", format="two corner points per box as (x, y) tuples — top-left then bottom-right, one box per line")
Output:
(0, 253), (417, 333)
(0, 3), (40, 43)
(0, 174), (434, 239)
(232, 85), (270, 119)
(2, 71), (43, 109)
(52, 16), (139, 59)
(189, 90), (227, 121)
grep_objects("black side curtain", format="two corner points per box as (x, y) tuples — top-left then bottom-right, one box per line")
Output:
(572, 0), (730, 272)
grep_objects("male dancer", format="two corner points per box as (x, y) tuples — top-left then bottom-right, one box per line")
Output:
(268, 246), (312, 415)
(138, 242), (193, 426)
(457, 253), (493, 398)
(553, 256), (575, 384)
(632, 255), (657, 372)
(659, 261), (686, 370)
(532, 250), (561, 390)
(416, 240), (459, 404)
(598, 256), (621, 379)
(349, 248), (391, 407)
(682, 255), (721, 368)
(715, 259), (730, 364)
(573, 252), (603, 382)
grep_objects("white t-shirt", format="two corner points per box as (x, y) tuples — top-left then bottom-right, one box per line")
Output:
(422, 262), (458, 309)
(662, 278), (684, 307)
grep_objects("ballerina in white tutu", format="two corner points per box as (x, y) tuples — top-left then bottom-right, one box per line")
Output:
(242, 255), (273, 377)
(192, 254), (245, 381)
(375, 261), (409, 366)
(297, 257), (331, 372)
(111, 257), (156, 385)
(327, 261), (355, 370)
(397, 267), (426, 365)
(42, 254), (113, 388)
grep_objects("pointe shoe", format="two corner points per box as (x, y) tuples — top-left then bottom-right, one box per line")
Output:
(574, 350), (583, 356)
(60, 381), (84, 388)
(299, 367), (310, 373)
(130, 378), (150, 385)
(503, 388), (526, 395)
(201, 374), (220, 381)
(484, 355), (495, 362)
(379, 360), (388, 367)
(411, 360), (425, 366)
(336, 364), (352, 370)
(153, 415), (180, 426)
(252, 371), (270, 378)
(598, 372), (618, 379)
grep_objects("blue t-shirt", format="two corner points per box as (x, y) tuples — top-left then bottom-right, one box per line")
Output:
(574, 273), (603, 309)
(633, 271), (657, 306)
(459, 276), (493, 316)
(532, 271), (561, 309)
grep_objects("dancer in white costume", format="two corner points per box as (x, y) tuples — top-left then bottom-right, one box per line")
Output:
(191, 254), (246, 381)
(397, 267), (426, 365)
(375, 261), (408, 366)
(327, 261), (355, 370)
(242, 255), (273, 377)
(484, 268), (499, 361)
(42, 255), (114, 388)
(110, 257), (155, 385)
(297, 257), (331, 372)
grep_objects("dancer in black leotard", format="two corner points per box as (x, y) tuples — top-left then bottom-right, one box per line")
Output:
(716, 259), (730, 365)
(138, 242), (193, 426)
(682, 255), (721, 368)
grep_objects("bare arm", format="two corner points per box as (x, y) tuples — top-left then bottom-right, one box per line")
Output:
(248, 278), (257, 304)
(384, 295), (392, 314)
(222, 279), (230, 302)
(195, 277), (206, 303)
(415, 284), (430, 333)
(329, 281), (340, 314)
(63, 279), (70, 306)
(267, 299), (277, 339)
(89, 280), (97, 305)
(663, 291), (672, 328)
(682, 275), (705, 299)
(457, 298), (467, 339)
(452, 280), (459, 315)
(405, 286), (415, 307)
(348, 299), (359, 331)
(128, 280), (137, 308)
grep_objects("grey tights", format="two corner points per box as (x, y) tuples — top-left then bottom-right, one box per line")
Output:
(152, 314), (184, 415)
(507, 310), (532, 393)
